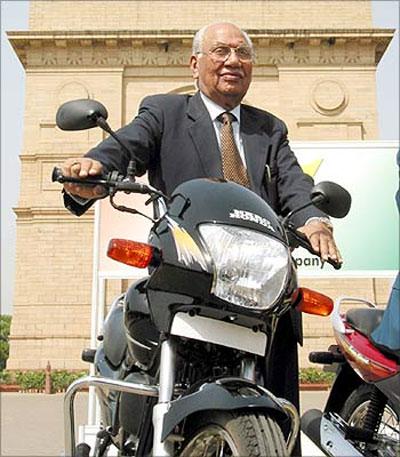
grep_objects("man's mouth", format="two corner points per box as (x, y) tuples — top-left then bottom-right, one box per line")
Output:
(220, 73), (242, 81)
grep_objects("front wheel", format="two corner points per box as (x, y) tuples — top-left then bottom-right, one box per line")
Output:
(179, 411), (288, 457)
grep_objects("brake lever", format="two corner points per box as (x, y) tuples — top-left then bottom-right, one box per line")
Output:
(288, 225), (342, 270)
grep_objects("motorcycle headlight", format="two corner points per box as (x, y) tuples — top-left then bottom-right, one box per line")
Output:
(198, 224), (290, 311)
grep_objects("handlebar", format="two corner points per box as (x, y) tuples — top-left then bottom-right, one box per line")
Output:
(52, 166), (161, 196)
(288, 225), (342, 270)
(53, 166), (342, 269)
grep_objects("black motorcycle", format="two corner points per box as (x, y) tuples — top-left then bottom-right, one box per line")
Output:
(53, 99), (351, 457)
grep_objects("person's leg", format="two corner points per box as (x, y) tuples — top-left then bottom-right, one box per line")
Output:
(371, 273), (400, 357)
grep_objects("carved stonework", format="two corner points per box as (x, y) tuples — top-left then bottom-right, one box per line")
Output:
(262, 43), (286, 65)
(311, 79), (348, 116)
(166, 45), (187, 66)
(42, 52), (57, 66)
(141, 46), (162, 66)
(66, 50), (83, 66)
(345, 40), (361, 64)
(293, 42), (310, 65)
(319, 39), (336, 64)
(8, 31), (393, 70)
(92, 47), (109, 65)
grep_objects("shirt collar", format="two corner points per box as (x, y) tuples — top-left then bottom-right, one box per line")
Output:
(200, 91), (241, 124)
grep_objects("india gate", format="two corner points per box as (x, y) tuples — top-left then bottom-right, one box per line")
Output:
(7, 1), (395, 371)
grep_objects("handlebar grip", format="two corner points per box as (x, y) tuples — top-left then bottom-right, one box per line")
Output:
(51, 166), (110, 186)
(50, 167), (153, 197)
(52, 166), (65, 183)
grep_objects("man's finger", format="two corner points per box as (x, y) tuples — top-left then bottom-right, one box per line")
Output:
(61, 158), (103, 180)
(71, 162), (82, 177)
(308, 232), (321, 254)
(327, 240), (336, 261)
(88, 160), (103, 176)
(319, 235), (330, 261)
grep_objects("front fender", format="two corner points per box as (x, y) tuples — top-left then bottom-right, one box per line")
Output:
(161, 377), (288, 441)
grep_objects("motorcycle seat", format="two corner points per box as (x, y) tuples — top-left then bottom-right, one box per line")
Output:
(346, 308), (384, 339)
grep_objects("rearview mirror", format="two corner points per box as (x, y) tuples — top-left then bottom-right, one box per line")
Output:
(56, 99), (108, 131)
(311, 181), (351, 218)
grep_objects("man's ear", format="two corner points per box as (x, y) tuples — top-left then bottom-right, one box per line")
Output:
(190, 55), (199, 79)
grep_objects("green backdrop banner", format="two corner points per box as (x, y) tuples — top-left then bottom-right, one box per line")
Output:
(291, 141), (399, 276)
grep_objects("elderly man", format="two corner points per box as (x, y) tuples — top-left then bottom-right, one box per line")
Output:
(61, 22), (341, 455)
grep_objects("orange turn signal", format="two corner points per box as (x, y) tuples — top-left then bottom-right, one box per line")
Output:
(107, 239), (156, 268)
(295, 287), (333, 316)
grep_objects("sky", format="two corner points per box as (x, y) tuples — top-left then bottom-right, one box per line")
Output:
(1, 0), (399, 315)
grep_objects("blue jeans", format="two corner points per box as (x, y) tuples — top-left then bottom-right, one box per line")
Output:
(371, 273), (400, 356)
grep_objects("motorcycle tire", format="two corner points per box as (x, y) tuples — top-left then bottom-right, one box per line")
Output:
(340, 383), (400, 442)
(179, 410), (288, 457)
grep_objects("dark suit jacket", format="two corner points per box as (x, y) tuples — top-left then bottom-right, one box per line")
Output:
(64, 91), (328, 344)
(65, 91), (325, 228)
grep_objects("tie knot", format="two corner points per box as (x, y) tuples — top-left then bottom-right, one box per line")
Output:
(218, 112), (236, 125)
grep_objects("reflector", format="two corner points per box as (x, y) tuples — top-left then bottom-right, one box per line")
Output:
(296, 287), (333, 316)
(107, 239), (155, 268)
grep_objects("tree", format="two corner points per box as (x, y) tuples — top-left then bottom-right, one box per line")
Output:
(0, 315), (12, 370)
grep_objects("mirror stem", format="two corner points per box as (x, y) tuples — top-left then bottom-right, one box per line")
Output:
(282, 194), (324, 227)
(94, 117), (132, 157)
(92, 115), (141, 181)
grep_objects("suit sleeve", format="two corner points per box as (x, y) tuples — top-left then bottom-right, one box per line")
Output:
(63, 95), (164, 215)
(85, 95), (163, 175)
(274, 121), (327, 227)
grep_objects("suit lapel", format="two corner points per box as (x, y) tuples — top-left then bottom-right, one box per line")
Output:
(187, 92), (223, 177)
(241, 106), (271, 192)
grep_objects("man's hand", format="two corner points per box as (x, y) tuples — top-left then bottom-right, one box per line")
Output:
(297, 220), (342, 264)
(61, 158), (106, 199)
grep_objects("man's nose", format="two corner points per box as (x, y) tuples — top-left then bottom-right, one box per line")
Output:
(225, 49), (241, 65)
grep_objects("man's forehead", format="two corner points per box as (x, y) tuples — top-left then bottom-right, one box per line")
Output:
(203, 24), (246, 44)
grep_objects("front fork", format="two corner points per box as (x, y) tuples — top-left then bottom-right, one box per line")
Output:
(152, 339), (177, 456)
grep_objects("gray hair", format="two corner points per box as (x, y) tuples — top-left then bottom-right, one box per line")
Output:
(192, 23), (253, 55)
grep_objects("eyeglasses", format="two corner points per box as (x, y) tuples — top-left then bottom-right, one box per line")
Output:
(200, 45), (253, 63)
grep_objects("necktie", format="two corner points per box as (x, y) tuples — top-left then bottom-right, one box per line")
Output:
(218, 112), (250, 187)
